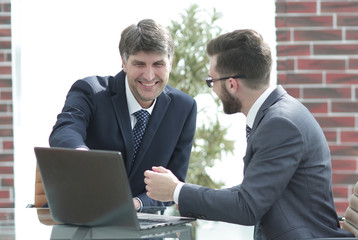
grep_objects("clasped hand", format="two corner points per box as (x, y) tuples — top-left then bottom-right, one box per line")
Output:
(144, 166), (180, 202)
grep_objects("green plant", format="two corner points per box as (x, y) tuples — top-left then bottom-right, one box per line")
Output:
(168, 4), (234, 189)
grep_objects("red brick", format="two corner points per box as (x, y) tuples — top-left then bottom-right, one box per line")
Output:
(327, 73), (358, 84)
(0, 116), (12, 124)
(303, 87), (351, 99)
(276, 30), (290, 42)
(0, 16), (10, 25)
(1, 177), (13, 186)
(332, 102), (358, 113)
(297, 59), (345, 70)
(0, 154), (13, 162)
(1, 3), (11, 13)
(316, 116), (355, 128)
(0, 201), (14, 208)
(283, 87), (300, 98)
(0, 41), (10, 50)
(0, 104), (7, 112)
(322, 2), (358, 13)
(333, 186), (349, 198)
(0, 66), (11, 74)
(0, 90), (12, 100)
(0, 104), (11, 113)
(323, 131), (337, 142)
(0, 79), (12, 87)
(276, 2), (316, 13)
(277, 44), (310, 56)
(302, 101), (328, 114)
(332, 159), (357, 171)
(0, 190), (9, 199)
(347, 30), (358, 40)
(341, 131), (358, 143)
(338, 15), (358, 26)
(349, 58), (358, 69)
(314, 44), (358, 55)
(332, 173), (358, 185)
(276, 16), (333, 28)
(330, 145), (358, 157)
(335, 200), (349, 217)
(3, 140), (12, 150)
(294, 30), (342, 41)
(0, 129), (13, 137)
(277, 59), (294, 71)
(0, 28), (10, 37)
(0, 166), (12, 174)
(278, 73), (322, 85)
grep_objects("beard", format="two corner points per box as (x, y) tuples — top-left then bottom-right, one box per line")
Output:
(220, 82), (241, 114)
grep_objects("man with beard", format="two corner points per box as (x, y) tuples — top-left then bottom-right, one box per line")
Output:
(49, 19), (197, 212)
(144, 29), (354, 239)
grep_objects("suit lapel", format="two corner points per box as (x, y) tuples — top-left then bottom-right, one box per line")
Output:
(110, 71), (134, 173)
(251, 85), (286, 134)
(128, 87), (171, 177)
(244, 86), (287, 171)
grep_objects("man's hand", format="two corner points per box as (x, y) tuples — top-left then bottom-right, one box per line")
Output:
(144, 166), (180, 202)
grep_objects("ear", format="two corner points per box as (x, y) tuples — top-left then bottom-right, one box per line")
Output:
(226, 77), (239, 94)
(121, 57), (127, 72)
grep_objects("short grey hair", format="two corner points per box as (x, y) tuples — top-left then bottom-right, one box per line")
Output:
(119, 19), (174, 62)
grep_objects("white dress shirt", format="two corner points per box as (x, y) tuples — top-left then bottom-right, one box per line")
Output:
(125, 76), (156, 128)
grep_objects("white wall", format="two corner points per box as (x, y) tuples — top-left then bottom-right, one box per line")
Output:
(12, 0), (276, 208)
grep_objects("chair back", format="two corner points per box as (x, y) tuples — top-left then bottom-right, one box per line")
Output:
(342, 181), (358, 237)
(34, 164), (47, 207)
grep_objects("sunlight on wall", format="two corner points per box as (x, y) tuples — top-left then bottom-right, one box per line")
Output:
(12, 0), (275, 208)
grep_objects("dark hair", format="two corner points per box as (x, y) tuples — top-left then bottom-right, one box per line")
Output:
(119, 19), (174, 62)
(206, 29), (272, 89)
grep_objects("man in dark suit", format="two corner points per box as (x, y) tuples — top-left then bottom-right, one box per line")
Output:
(144, 29), (354, 239)
(49, 19), (197, 211)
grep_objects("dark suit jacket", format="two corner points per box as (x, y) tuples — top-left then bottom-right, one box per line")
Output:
(178, 86), (353, 239)
(49, 70), (197, 207)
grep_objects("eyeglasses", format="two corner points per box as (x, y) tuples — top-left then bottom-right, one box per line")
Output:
(205, 74), (247, 87)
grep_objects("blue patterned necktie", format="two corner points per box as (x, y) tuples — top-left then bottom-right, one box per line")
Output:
(132, 110), (150, 161)
(246, 125), (252, 141)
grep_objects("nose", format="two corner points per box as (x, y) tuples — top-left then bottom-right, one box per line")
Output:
(143, 66), (155, 81)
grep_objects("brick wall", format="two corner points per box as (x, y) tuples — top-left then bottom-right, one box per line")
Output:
(0, 0), (12, 208)
(276, 0), (358, 216)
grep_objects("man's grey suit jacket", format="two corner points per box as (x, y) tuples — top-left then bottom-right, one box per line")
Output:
(178, 86), (353, 239)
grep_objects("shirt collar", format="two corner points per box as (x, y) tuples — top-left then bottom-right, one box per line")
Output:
(125, 75), (156, 115)
(246, 85), (276, 128)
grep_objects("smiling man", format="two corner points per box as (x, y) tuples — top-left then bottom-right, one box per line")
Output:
(49, 19), (197, 211)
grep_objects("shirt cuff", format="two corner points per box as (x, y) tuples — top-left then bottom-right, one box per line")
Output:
(173, 182), (184, 204)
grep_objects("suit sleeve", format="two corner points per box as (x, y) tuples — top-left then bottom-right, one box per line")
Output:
(139, 99), (197, 208)
(49, 80), (95, 149)
(178, 116), (304, 225)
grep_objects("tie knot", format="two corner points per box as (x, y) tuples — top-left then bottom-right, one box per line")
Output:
(246, 125), (252, 140)
(246, 125), (251, 134)
(134, 110), (149, 124)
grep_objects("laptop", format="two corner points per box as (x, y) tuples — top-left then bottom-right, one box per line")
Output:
(34, 147), (195, 230)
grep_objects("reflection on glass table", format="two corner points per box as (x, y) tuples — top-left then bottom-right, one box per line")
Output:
(0, 207), (254, 240)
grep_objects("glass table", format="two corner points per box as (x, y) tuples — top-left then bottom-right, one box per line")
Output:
(0, 207), (254, 240)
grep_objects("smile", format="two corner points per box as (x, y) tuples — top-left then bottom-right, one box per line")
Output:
(141, 82), (157, 87)
(139, 81), (159, 88)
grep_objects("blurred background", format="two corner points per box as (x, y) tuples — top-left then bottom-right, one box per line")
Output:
(12, 0), (276, 208)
